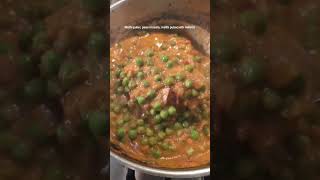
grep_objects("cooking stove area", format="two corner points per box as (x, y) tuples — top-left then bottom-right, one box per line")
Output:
(110, 157), (210, 180)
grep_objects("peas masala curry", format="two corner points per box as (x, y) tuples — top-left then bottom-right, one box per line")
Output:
(0, 0), (107, 179)
(110, 33), (210, 168)
(214, 0), (320, 179)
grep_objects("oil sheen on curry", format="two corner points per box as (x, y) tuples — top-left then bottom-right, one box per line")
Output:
(110, 33), (210, 168)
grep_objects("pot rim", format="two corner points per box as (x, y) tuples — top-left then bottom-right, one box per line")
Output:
(110, 151), (210, 178)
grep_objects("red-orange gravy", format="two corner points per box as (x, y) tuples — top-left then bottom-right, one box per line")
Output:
(110, 33), (210, 168)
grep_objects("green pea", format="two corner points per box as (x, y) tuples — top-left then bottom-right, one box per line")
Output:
(136, 96), (145, 105)
(116, 119), (124, 127)
(165, 128), (174, 135)
(176, 73), (185, 81)
(150, 109), (156, 115)
(192, 89), (199, 97)
(135, 57), (144, 67)
(161, 55), (169, 62)
(182, 121), (189, 128)
(112, 105), (121, 113)
(87, 111), (107, 138)
(137, 126), (145, 134)
(115, 69), (121, 78)
(152, 67), (161, 75)
(146, 128), (154, 136)
(240, 10), (267, 35)
(116, 86), (124, 94)
(184, 79), (193, 88)
(122, 77), (129, 86)
(174, 122), (183, 130)
(164, 77), (175, 86)
(120, 71), (126, 78)
(129, 121), (137, 129)
(141, 137), (148, 145)
(154, 74), (162, 82)
(169, 144), (176, 151)
(116, 128), (125, 140)
(154, 115), (162, 124)
(143, 80), (150, 88)
(167, 107), (176, 116)
(145, 49), (154, 57)
(192, 55), (202, 62)
(166, 61), (174, 68)
(153, 102), (162, 111)
(158, 131), (166, 140)
(160, 110), (169, 120)
(262, 88), (282, 111)
(199, 85), (206, 92)
(190, 129), (200, 140)
(186, 148), (194, 156)
(137, 119), (144, 126)
(149, 137), (158, 146)
(147, 90), (156, 99)
(185, 65), (194, 72)
(146, 57), (153, 66)
(151, 149), (161, 158)
(24, 78), (45, 101)
(128, 130), (137, 140)
(128, 80), (137, 89)
(170, 40), (176, 46)
(173, 57), (180, 64)
(161, 142), (170, 150)
(239, 57), (264, 84)
(203, 126), (210, 136)
(123, 116), (130, 123)
(11, 143), (32, 161)
(137, 71), (144, 79)
(160, 44), (168, 50)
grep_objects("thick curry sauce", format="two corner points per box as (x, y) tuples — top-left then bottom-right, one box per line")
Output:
(110, 33), (210, 168)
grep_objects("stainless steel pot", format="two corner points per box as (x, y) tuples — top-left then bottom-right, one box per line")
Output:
(110, 0), (210, 178)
